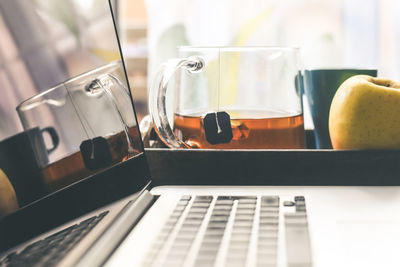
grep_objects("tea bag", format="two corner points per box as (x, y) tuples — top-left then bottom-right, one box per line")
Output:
(203, 111), (233, 145)
(80, 137), (112, 170)
(202, 53), (233, 145)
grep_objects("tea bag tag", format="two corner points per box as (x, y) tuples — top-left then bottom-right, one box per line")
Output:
(203, 112), (233, 145)
(80, 137), (112, 170)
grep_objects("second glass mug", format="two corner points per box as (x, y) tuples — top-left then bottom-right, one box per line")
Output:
(150, 46), (305, 149)
(17, 61), (141, 191)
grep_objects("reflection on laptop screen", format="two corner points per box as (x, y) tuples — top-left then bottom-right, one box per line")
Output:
(0, 0), (144, 218)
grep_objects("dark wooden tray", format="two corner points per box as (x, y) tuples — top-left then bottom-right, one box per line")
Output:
(146, 148), (400, 186)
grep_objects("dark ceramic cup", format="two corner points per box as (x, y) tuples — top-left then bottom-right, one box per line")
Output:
(304, 69), (377, 149)
(0, 127), (59, 206)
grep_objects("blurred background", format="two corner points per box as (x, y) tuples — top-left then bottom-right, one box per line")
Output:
(1, 0), (399, 141)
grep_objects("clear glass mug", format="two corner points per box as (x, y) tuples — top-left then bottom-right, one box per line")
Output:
(17, 61), (142, 191)
(150, 46), (305, 149)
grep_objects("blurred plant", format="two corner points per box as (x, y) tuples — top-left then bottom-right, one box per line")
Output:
(35, 0), (80, 39)
(204, 8), (274, 108)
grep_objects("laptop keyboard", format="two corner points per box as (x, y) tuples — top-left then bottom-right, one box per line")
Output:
(143, 195), (310, 267)
(0, 211), (108, 267)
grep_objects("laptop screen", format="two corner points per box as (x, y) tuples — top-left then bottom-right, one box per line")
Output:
(0, 0), (149, 219)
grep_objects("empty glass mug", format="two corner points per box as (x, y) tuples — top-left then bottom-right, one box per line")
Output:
(17, 61), (142, 191)
(150, 46), (305, 149)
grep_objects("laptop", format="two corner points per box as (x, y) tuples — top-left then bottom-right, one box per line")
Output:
(1, 1), (400, 267)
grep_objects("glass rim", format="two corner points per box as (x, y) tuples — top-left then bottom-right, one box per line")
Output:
(177, 46), (300, 52)
(17, 60), (122, 111)
(304, 68), (377, 72)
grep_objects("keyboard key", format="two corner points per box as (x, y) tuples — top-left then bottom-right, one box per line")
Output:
(226, 256), (247, 265)
(174, 205), (187, 212)
(260, 206), (279, 213)
(204, 231), (225, 238)
(200, 242), (221, 252)
(234, 217), (254, 223)
(230, 236), (251, 243)
(227, 243), (249, 252)
(211, 209), (231, 216)
(259, 227), (279, 236)
(186, 213), (206, 219)
(285, 213), (307, 219)
(237, 204), (255, 210)
(163, 257), (185, 266)
(181, 223), (202, 230)
(226, 261), (247, 267)
(238, 198), (257, 204)
(192, 202), (211, 208)
(285, 213), (308, 226)
(261, 196), (279, 207)
(217, 196), (236, 200)
(79, 216), (97, 227)
(180, 195), (192, 201)
(206, 224), (228, 231)
(176, 203), (190, 209)
(212, 213), (231, 218)
(189, 207), (209, 212)
(194, 195), (213, 202)
(198, 248), (219, 257)
(238, 196), (257, 200)
(296, 205), (307, 212)
(259, 218), (279, 226)
(194, 258), (215, 266)
(259, 235), (277, 242)
(195, 253), (217, 261)
(198, 245), (220, 254)
(20, 239), (48, 254)
(180, 228), (200, 235)
(215, 199), (234, 205)
(294, 196), (305, 202)
(294, 196), (306, 212)
(175, 234), (196, 243)
(232, 224), (252, 230)
(233, 220), (253, 227)
(209, 217), (230, 223)
(285, 220), (312, 266)
(284, 201), (296, 207)
(226, 251), (248, 260)
(235, 210), (255, 216)
(258, 231), (278, 240)
(99, 211), (109, 218)
(256, 258), (277, 266)
(260, 215), (279, 221)
(170, 242), (192, 251)
(45, 225), (75, 241)
(215, 203), (234, 208)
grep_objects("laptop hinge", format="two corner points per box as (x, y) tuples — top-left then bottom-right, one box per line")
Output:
(75, 190), (155, 267)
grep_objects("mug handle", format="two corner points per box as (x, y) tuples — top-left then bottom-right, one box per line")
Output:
(40, 127), (59, 153)
(149, 56), (204, 148)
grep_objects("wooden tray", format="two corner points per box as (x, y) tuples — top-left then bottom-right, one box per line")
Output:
(146, 148), (400, 186)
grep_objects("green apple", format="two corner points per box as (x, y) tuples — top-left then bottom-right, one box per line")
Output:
(329, 75), (400, 149)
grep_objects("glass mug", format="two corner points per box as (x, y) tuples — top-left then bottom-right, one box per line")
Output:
(17, 61), (142, 191)
(150, 46), (305, 149)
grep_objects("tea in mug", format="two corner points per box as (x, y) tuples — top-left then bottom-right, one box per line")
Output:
(40, 126), (141, 191)
(173, 110), (305, 149)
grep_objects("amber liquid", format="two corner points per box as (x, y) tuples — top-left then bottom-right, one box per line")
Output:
(41, 126), (142, 192)
(173, 110), (305, 149)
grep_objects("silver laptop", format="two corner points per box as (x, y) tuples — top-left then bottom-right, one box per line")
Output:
(1, 1), (400, 267)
